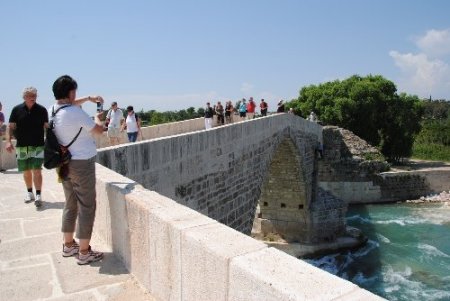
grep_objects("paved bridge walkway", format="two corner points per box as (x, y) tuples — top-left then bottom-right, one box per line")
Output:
(0, 168), (156, 301)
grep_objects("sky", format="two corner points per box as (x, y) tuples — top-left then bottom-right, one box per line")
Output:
(1, 0), (450, 119)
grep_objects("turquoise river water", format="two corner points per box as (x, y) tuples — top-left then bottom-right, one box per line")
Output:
(306, 202), (450, 301)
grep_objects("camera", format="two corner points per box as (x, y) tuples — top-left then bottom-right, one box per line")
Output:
(96, 102), (103, 112)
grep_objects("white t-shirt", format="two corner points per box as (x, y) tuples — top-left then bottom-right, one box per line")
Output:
(49, 104), (97, 160)
(125, 113), (139, 133)
(106, 108), (124, 128)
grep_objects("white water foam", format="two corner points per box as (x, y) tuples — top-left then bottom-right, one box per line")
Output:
(417, 243), (450, 258)
(381, 265), (450, 301)
(306, 254), (340, 275)
(353, 239), (379, 257)
(376, 233), (391, 243)
(412, 204), (450, 225)
(346, 214), (372, 224)
(352, 271), (378, 286)
(375, 216), (427, 226)
(382, 266), (420, 298)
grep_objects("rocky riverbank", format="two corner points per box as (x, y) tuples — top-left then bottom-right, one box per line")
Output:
(258, 226), (368, 259)
(405, 190), (450, 203)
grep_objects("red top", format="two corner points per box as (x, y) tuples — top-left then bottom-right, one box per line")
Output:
(247, 100), (256, 113)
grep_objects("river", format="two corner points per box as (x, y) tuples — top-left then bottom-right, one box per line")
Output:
(305, 202), (450, 301)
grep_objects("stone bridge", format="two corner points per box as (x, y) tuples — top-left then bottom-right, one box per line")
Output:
(97, 113), (345, 244)
(0, 114), (383, 300)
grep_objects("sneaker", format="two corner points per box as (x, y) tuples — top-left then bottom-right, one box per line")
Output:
(24, 192), (35, 203)
(62, 240), (80, 257)
(77, 246), (104, 265)
(34, 194), (43, 208)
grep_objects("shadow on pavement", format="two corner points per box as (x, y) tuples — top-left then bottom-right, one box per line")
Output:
(97, 252), (130, 276)
(1, 170), (21, 174)
(38, 201), (65, 210)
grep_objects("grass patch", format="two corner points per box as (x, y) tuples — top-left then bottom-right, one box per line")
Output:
(412, 143), (450, 162)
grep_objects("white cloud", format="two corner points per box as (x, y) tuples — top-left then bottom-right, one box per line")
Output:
(390, 29), (450, 99)
(415, 29), (450, 58)
(389, 50), (450, 97)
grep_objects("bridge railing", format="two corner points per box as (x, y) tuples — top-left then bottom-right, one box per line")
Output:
(93, 162), (384, 301)
(0, 117), (206, 170)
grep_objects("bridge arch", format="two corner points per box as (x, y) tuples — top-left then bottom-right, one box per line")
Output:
(97, 114), (344, 244)
(259, 137), (309, 242)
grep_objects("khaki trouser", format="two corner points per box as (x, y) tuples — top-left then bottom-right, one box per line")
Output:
(61, 157), (96, 239)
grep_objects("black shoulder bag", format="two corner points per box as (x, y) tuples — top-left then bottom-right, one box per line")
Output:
(44, 105), (82, 169)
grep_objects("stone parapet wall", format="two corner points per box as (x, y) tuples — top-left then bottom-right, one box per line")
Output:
(94, 163), (384, 301)
(318, 126), (450, 203)
(0, 118), (205, 170)
(94, 117), (205, 148)
(97, 114), (323, 241)
(377, 169), (450, 202)
(320, 169), (450, 204)
(319, 181), (382, 203)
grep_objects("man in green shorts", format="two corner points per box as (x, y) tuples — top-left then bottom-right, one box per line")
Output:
(6, 87), (48, 208)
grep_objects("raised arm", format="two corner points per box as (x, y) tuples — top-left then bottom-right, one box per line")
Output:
(73, 96), (104, 107)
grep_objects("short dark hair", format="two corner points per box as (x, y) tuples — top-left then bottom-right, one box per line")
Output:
(127, 105), (134, 111)
(52, 75), (78, 100)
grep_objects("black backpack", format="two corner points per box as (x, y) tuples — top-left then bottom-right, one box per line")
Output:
(44, 105), (82, 169)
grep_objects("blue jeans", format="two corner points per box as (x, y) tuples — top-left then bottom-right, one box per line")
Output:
(127, 132), (138, 142)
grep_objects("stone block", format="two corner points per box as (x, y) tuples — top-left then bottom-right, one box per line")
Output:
(97, 278), (158, 301)
(0, 219), (22, 242)
(0, 264), (53, 300)
(181, 223), (267, 301)
(147, 202), (217, 301)
(24, 216), (60, 236)
(0, 233), (60, 261)
(332, 288), (386, 300)
(228, 247), (358, 301)
(52, 250), (129, 294)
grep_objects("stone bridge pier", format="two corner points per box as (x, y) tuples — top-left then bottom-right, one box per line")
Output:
(97, 113), (346, 244)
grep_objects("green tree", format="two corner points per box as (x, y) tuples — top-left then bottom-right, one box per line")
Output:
(197, 107), (205, 116)
(288, 75), (423, 163)
(186, 107), (196, 118)
(380, 94), (423, 162)
(422, 98), (450, 119)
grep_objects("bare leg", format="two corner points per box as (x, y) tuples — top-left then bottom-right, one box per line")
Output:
(32, 169), (42, 191)
(63, 232), (75, 245)
(23, 170), (33, 189)
(79, 238), (91, 253)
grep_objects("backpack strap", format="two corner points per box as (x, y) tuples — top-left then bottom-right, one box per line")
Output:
(51, 104), (71, 117)
(51, 104), (83, 148)
(64, 127), (83, 148)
